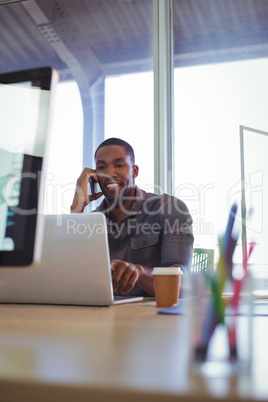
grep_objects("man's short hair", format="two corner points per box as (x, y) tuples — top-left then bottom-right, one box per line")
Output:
(94, 138), (135, 164)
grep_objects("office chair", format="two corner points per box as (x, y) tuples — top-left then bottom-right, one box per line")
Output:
(191, 248), (214, 272)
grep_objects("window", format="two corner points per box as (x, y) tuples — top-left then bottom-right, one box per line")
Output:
(0, 0), (153, 213)
(2, 0), (268, 268)
(173, 0), (268, 265)
(105, 72), (154, 190)
(44, 81), (83, 214)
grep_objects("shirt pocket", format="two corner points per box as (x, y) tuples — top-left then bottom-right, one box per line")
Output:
(130, 234), (159, 250)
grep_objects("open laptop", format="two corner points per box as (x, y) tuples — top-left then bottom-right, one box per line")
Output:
(0, 213), (144, 306)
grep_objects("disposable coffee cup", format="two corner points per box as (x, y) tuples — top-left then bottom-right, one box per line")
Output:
(152, 267), (182, 307)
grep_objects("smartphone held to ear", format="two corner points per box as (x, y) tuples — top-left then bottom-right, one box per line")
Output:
(89, 177), (100, 197)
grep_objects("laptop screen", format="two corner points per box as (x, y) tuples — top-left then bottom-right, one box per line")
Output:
(0, 67), (58, 266)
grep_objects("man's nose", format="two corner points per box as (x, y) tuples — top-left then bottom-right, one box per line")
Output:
(106, 165), (117, 178)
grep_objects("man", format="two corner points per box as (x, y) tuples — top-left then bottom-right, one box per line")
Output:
(71, 138), (193, 297)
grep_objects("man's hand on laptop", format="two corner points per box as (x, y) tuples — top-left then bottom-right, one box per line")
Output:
(70, 168), (103, 213)
(111, 259), (155, 296)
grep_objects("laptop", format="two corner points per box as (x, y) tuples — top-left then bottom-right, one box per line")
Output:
(0, 213), (144, 306)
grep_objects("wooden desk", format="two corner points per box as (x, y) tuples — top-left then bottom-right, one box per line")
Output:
(0, 302), (267, 402)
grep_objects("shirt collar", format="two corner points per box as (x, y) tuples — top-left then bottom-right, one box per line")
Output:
(97, 186), (146, 220)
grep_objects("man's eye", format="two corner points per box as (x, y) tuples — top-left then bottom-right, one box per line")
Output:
(97, 166), (105, 170)
(115, 164), (124, 168)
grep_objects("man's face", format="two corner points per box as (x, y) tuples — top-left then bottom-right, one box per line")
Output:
(95, 145), (138, 203)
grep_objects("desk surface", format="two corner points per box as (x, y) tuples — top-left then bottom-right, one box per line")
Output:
(0, 302), (267, 402)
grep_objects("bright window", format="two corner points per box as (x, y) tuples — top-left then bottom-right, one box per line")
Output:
(44, 81), (83, 214)
(105, 72), (154, 191)
(174, 58), (268, 263)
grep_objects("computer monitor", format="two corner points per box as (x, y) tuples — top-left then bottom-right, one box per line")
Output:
(0, 67), (58, 266)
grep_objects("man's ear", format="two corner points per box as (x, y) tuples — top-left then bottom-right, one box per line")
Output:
(132, 165), (139, 179)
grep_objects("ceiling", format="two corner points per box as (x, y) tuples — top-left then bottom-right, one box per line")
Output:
(1, 0), (268, 83)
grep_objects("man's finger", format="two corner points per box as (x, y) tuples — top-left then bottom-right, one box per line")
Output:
(111, 261), (125, 289)
(116, 271), (138, 294)
(89, 192), (103, 202)
(115, 269), (133, 293)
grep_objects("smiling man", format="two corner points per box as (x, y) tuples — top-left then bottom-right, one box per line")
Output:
(71, 138), (194, 297)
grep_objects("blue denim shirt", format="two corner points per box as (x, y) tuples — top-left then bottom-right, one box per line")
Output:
(95, 187), (194, 296)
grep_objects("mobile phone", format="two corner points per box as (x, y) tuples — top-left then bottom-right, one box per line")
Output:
(89, 177), (97, 197)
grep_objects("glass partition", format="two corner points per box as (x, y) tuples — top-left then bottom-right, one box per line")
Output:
(173, 0), (268, 264)
(240, 125), (268, 265)
(0, 0), (154, 213)
(105, 71), (154, 191)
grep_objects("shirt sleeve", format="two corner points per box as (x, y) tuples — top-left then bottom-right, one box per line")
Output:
(159, 195), (194, 271)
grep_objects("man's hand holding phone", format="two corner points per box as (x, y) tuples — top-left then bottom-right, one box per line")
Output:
(89, 176), (101, 199)
(70, 168), (103, 213)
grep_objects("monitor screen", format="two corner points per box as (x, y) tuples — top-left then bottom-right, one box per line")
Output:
(0, 67), (58, 265)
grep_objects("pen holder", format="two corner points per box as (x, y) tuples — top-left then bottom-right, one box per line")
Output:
(188, 270), (253, 377)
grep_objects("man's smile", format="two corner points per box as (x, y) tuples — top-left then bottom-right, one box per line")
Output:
(106, 183), (120, 189)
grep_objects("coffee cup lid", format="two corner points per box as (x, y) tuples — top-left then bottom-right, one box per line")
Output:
(152, 267), (182, 275)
